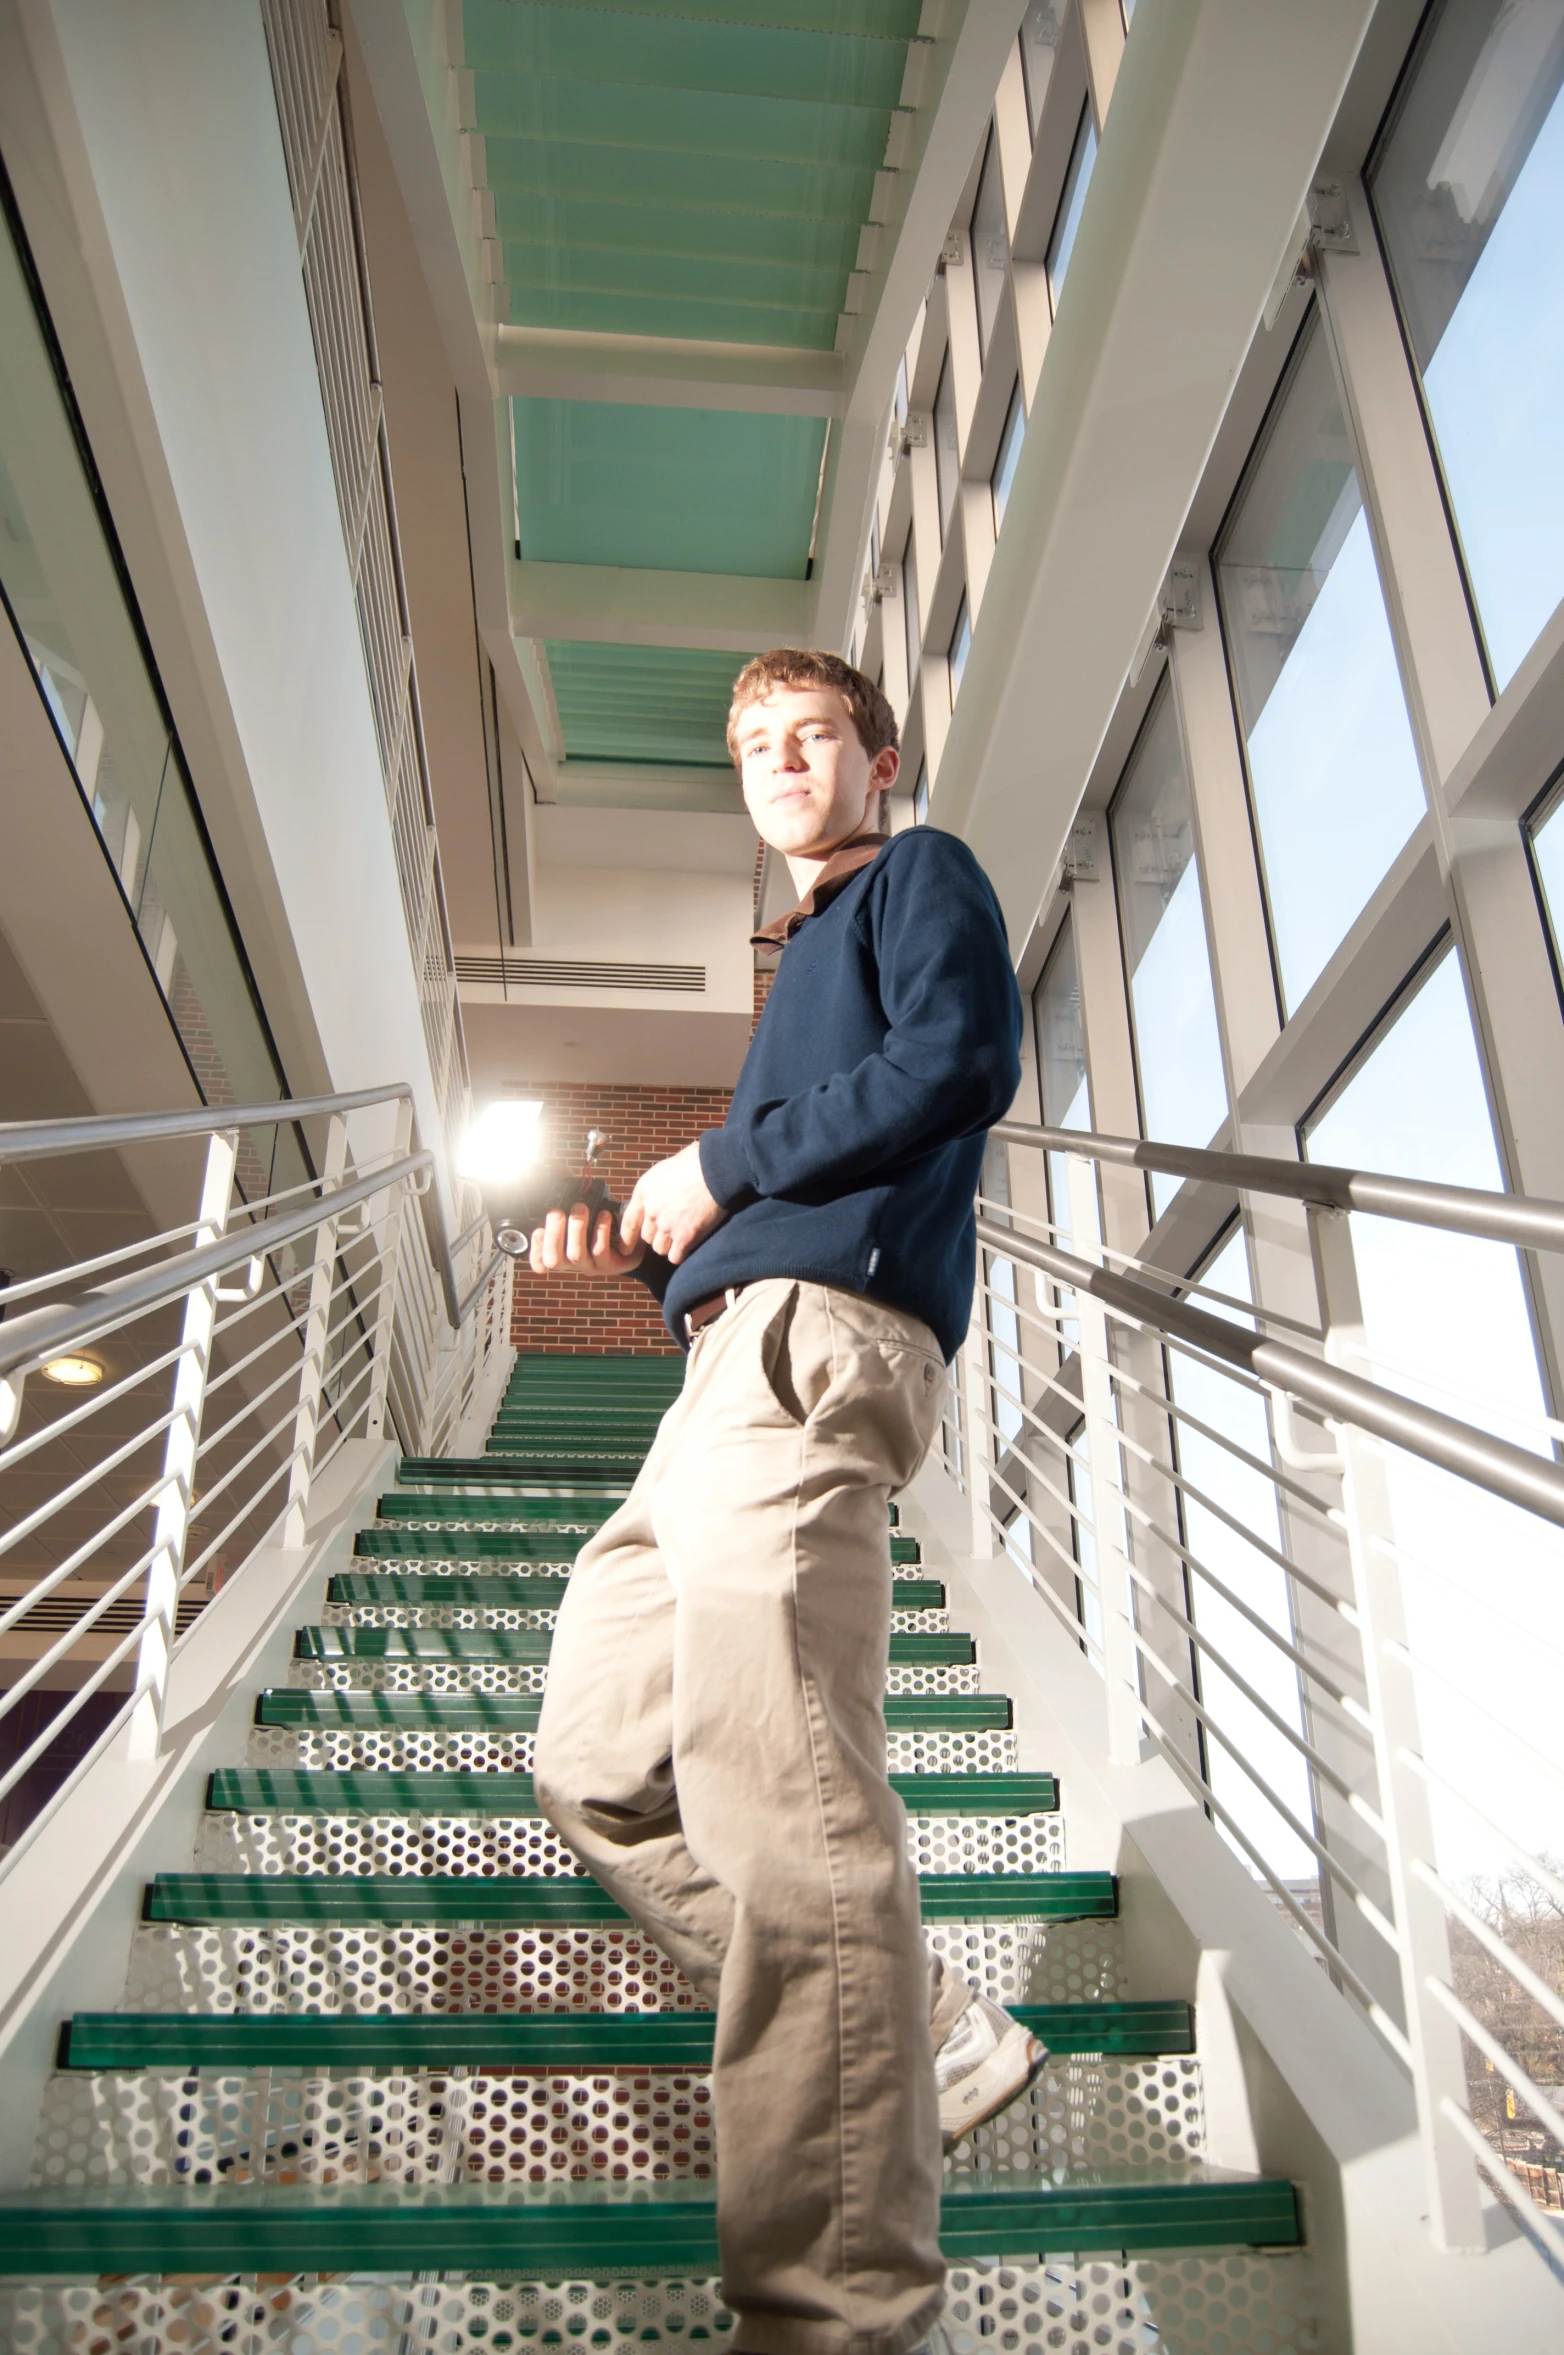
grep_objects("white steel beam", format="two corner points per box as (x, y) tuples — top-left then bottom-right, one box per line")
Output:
(510, 561), (813, 654)
(812, 0), (1032, 657)
(496, 326), (844, 417)
(929, 0), (1379, 957)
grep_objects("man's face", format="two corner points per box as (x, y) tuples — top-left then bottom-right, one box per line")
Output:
(733, 684), (900, 860)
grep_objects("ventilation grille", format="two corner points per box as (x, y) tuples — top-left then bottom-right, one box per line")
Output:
(455, 955), (705, 994)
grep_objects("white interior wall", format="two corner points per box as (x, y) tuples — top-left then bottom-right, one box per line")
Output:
(34, 0), (452, 1187)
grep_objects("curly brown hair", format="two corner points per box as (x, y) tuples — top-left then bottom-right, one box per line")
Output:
(726, 648), (899, 765)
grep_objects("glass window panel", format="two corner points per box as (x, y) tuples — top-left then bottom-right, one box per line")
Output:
(894, 355), (909, 432)
(1067, 1429), (1104, 1656)
(1528, 781), (1564, 982)
(1370, 0), (1564, 689)
(1167, 1231), (1315, 1885)
(1110, 681), (1228, 1214)
(0, 187), (295, 1186)
(1047, 105), (1098, 313)
(970, 127), (1010, 360)
(902, 532), (921, 696)
(1305, 950), (1560, 1886)
(1216, 310), (1428, 1012)
(1021, 2), (1063, 140)
(948, 594), (971, 704)
(991, 379), (1025, 531)
(1032, 917), (1096, 1351)
(913, 760), (930, 824)
(933, 354), (959, 544)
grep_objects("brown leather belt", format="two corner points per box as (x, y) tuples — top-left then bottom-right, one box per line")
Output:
(683, 1284), (746, 1343)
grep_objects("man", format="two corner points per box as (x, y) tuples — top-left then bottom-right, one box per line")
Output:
(530, 650), (1035, 2355)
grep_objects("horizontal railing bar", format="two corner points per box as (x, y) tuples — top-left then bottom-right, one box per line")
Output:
(0, 1541), (162, 1731)
(0, 1411), (180, 1561)
(1397, 1751), (1564, 1915)
(0, 1155), (430, 1388)
(1425, 1980), (1564, 2154)
(1439, 2100), (1564, 2263)
(1384, 1641), (1564, 1787)
(1370, 1533), (1564, 1673)
(1413, 1863), (1564, 2042)
(1137, 1702), (1413, 2059)
(0, 1086), (410, 1165)
(978, 1482), (1103, 1660)
(1109, 1356), (1342, 1523)
(0, 1623), (153, 1812)
(975, 1218), (1564, 1529)
(992, 1121), (1564, 1255)
(457, 1250), (507, 1327)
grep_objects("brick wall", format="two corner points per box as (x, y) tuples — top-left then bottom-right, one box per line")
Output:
(508, 1081), (734, 1355)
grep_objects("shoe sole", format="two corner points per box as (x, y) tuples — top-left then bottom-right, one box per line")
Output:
(939, 2024), (1048, 2145)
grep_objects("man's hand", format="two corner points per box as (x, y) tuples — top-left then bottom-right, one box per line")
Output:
(621, 1142), (728, 1266)
(529, 1202), (645, 1280)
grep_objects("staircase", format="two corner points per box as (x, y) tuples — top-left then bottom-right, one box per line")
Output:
(0, 1353), (1315, 2351)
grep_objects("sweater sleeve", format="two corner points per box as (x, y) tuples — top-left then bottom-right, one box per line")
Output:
(699, 833), (1021, 1206)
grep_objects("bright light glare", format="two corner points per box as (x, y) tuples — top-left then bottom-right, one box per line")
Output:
(42, 1354), (104, 1387)
(457, 1100), (544, 1184)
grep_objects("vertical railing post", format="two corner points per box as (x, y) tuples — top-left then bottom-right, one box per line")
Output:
(128, 1129), (236, 1761)
(365, 1096), (414, 1447)
(1309, 1204), (1484, 2252)
(1068, 1154), (1143, 1765)
(281, 1114), (348, 1548)
(961, 1266), (997, 1558)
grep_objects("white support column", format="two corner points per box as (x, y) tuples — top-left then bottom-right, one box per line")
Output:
(281, 1113), (348, 1548)
(128, 1129), (236, 1761)
(1310, 1203), (1484, 2254)
(364, 1096), (415, 1447)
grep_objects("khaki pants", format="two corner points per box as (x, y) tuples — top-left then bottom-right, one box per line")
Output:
(534, 1281), (956, 2355)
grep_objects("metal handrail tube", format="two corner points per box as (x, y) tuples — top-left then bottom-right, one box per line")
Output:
(0, 1085), (410, 1165)
(0, 1152), (430, 1388)
(977, 1189), (1325, 1342)
(975, 1216), (1564, 1529)
(0, 1086), (475, 1329)
(991, 1120), (1564, 1254)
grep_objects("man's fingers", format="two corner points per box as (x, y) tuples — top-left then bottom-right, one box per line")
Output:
(564, 1202), (591, 1263)
(620, 1185), (645, 1251)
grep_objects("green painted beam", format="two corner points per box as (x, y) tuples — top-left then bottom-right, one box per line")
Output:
(326, 1573), (946, 1614)
(144, 1869), (1111, 1928)
(206, 1771), (1057, 1817)
(60, 2000), (1192, 2073)
(293, 1627), (976, 1665)
(0, 2171), (1302, 2272)
(254, 1691), (1011, 1733)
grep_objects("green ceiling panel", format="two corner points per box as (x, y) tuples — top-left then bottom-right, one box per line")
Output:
(481, 138), (878, 229)
(515, 402), (826, 577)
(543, 642), (742, 766)
(494, 191), (863, 275)
(501, 241), (849, 317)
(462, 2), (911, 110)
(474, 77), (895, 171)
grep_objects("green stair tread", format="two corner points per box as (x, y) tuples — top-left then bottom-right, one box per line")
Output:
(397, 1459), (631, 1488)
(294, 1626), (975, 1664)
(61, 2000), (1192, 2071)
(375, 1496), (618, 1525)
(206, 1770), (1058, 1816)
(0, 2171), (1301, 2270)
(327, 1571), (945, 1612)
(145, 1869), (1113, 1926)
(254, 1690), (1012, 1732)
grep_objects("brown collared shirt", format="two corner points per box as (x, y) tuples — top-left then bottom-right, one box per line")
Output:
(751, 832), (887, 949)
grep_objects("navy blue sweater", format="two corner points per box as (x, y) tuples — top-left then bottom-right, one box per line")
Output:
(635, 827), (1021, 1361)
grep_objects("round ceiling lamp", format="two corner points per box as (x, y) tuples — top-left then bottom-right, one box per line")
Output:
(42, 1354), (105, 1388)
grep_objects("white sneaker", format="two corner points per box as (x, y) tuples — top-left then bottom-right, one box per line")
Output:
(934, 1992), (1047, 2143)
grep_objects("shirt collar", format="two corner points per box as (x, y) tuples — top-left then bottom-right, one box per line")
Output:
(751, 832), (887, 948)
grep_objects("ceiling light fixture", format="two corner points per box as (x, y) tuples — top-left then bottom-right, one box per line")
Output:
(456, 1099), (545, 1185)
(42, 1354), (105, 1388)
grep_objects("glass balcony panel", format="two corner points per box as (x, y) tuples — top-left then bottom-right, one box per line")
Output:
(1216, 311), (1427, 1012)
(1371, 0), (1564, 688)
(1110, 681), (1227, 1215)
